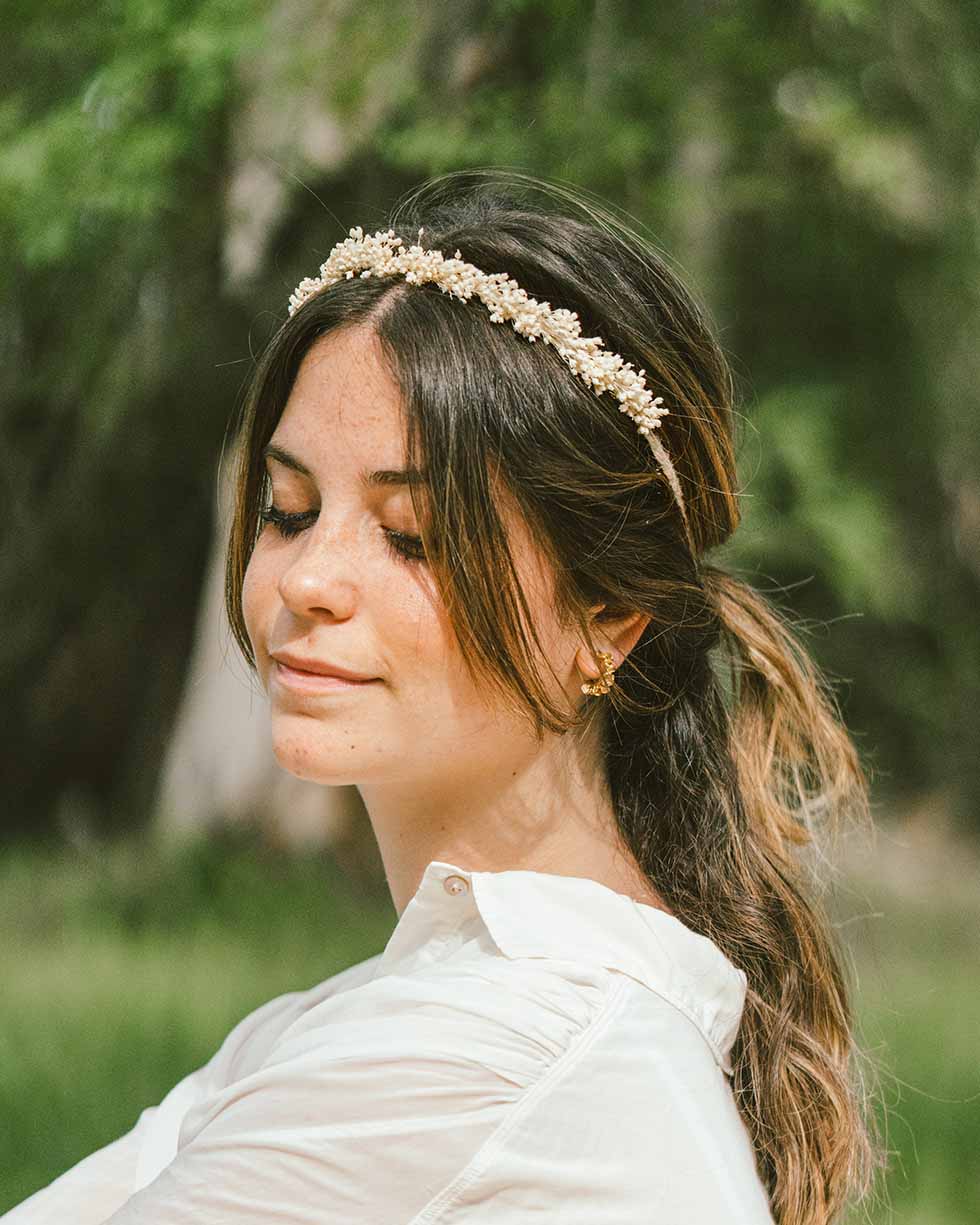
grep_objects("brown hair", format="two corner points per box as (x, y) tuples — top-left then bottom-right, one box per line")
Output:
(225, 169), (886, 1223)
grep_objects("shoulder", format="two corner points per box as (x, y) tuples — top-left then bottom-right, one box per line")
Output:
(102, 953), (627, 1224)
(228, 944), (624, 1099)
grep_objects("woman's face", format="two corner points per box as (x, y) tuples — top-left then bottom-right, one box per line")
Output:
(242, 323), (582, 791)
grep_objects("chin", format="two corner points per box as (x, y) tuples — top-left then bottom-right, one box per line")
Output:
(270, 727), (363, 787)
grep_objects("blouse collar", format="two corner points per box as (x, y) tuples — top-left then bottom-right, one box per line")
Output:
(372, 859), (748, 1076)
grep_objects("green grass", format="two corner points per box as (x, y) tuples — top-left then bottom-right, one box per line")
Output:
(1, 826), (976, 1222)
(829, 866), (980, 1225)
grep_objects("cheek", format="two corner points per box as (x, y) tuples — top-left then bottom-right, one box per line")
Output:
(379, 581), (443, 657)
(372, 573), (463, 696)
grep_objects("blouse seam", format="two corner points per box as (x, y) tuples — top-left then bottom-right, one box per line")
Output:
(617, 974), (733, 1075)
(406, 975), (632, 1225)
(489, 949), (734, 1075)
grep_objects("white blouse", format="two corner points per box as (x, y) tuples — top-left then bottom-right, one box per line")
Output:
(3, 859), (775, 1223)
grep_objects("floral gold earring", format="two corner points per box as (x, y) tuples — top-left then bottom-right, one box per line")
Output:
(581, 650), (617, 696)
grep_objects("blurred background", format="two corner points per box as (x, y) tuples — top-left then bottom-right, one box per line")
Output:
(2, 1), (978, 1220)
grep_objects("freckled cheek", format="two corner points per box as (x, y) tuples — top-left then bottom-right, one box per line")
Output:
(377, 587), (448, 677)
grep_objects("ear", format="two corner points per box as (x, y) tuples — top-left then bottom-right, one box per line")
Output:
(575, 604), (651, 678)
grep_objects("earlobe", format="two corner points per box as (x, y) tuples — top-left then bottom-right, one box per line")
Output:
(580, 650), (617, 696)
(575, 639), (621, 684)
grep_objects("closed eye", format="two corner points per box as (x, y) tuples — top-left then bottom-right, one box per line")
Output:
(256, 504), (426, 563)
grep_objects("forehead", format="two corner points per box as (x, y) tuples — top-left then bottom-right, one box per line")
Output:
(277, 325), (405, 446)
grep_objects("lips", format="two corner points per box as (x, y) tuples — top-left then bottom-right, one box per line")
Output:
(270, 651), (376, 682)
(271, 659), (379, 695)
(269, 649), (379, 696)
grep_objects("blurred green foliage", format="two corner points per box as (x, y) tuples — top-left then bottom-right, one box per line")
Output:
(1, 829), (978, 1222)
(3, 0), (979, 837)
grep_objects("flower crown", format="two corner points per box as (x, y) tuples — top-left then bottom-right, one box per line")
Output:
(287, 226), (692, 549)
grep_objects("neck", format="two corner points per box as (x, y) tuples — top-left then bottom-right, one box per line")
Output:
(357, 726), (672, 920)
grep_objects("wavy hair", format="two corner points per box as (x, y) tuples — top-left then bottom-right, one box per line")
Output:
(224, 169), (886, 1224)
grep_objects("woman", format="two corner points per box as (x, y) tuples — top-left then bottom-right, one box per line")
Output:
(5, 170), (883, 1223)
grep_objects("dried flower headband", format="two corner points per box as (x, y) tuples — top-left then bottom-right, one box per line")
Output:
(288, 226), (693, 551)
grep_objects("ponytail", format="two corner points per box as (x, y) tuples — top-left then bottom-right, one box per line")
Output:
(608, 564), (885, 1224)
(714, 566), (887, 1221)
(708, 567), (863, 862)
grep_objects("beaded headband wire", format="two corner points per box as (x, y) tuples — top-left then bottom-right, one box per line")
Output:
(287, 226), (693, 553)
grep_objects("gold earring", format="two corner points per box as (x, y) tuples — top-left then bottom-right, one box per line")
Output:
(581, 650), (617, 696)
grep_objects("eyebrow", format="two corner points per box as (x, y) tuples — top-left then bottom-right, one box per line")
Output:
(262, 443), (429, 488)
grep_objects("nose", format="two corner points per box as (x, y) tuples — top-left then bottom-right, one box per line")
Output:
(276, 516), (361, 619)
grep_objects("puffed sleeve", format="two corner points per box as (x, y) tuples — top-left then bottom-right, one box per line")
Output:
(100, 962), (608, 1225)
